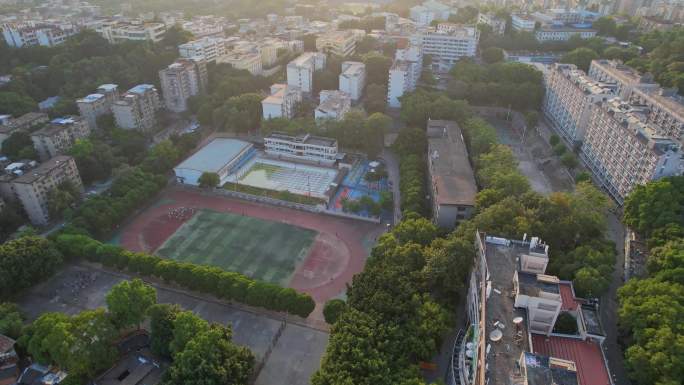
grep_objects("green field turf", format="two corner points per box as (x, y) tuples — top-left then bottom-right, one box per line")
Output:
(156, 209), (317, 285)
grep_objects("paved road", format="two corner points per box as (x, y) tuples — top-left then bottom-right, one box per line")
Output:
(382, 148), (401, 225)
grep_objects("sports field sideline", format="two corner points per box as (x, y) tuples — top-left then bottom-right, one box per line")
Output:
(155, 209), (317, 285)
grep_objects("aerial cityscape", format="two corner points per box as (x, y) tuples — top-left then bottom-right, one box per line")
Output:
(0, 0), (682, 384)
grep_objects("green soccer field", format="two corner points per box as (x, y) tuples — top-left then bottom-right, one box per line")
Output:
(155, 209), (317, 285)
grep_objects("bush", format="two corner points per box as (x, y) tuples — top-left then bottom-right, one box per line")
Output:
(55, 234), (316, 318)
(549, 134), (560, 146)
(561, 152), (579, 169)
(553, 143), (567, 156)
(575, 171), (592, 184)
(323, 299), (346, 324)
(553, 312), (578, 334)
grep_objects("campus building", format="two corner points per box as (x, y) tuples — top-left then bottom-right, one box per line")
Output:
(286, 52), (327, 94)
(339, 61), (366, 101)
(1, 23), (73, 47)
(543, 63), (616, 145)
(112, 84), (161, 132)
(174, 137), (254, 186)
(0, 112), (48, 146)
(409, 0), (451, 26)
(76, 84), (119, 130)
(511, 14), (536, 31)
(535, 26), (597, 42)
(415, 24), (478, 70)
(178, 37), (228, 63)
(315, 90), (351, 121)
(477, 12), (507, 35)
(159, 58), (208, 113)
(580, 98), (681, 204)
(451, 233), (612, 385)
(95, 20), (166, 43)
(30, 116), (91, 161)
(264, 132), (338, 165)
(315, 30), (358, 57)
(216, 52), (262, 75)
(587, 59), (656, 99)
(387, 60), (418, 108)
(8, 155), (82, 225)
(426, 120), (477, 229)
(262, 84), (303, 120)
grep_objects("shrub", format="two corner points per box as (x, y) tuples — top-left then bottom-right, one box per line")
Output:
(549, 134), (560, 146)
(323, 299), (346, 324)
(553, 143), (567, 156)
(561, 152), (579, 169)
(553, 312), (579, 334)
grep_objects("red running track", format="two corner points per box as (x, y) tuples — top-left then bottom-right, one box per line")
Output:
(118, 187), (383, 307)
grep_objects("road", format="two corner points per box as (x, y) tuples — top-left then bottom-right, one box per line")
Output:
(382, 148), (401, 225)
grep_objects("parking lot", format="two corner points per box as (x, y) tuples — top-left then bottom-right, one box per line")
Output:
(17, 264), (329, 385)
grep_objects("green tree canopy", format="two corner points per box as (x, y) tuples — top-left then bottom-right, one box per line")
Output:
(198, 172), (220, 188)
(105, 278), (156, 329)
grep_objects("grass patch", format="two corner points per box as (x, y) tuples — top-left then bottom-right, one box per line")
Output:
(223, 182), (326, 206)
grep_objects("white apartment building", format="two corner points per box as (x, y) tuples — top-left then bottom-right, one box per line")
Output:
(629, 87), (684, 143)
(409, 0), (451, 26)
(587, 59), (655, 99)
(96, 20), (166, 44)
(395, 42), (423, 85)
(112, 84), (161, 132)
(477, 12), (506, 35)
(339, 61), (366, 101)
(535, 27), (597, 42)
(262, 84), (302, 120)
(217, 52), (262, 75)
(315, 30), (358, 57)
(178, 37), (228, 63)
(416, 24), (478, 70)
(30, 116), (91, 161)
(581, 98), (682, 204)
(159, 58), (208, 113)
(511, 14), (536, 31)
(315, 90), (351, 121)
(264, 132), (338, 165)
(543, 63), (616, 145)
(387, 61), (415, 108)
(76, 84), (119, 130)
(1, 24), (72, 47)
(286, 52), (327, 94)
(8, 155), (82, 225)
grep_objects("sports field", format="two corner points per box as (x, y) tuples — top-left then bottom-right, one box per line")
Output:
(155, 209), (317, 285)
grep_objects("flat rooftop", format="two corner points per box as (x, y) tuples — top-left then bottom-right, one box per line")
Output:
(77, 93), (104, 103)
(267, 132), (337, 147)
(128, 84), (155, 95)
(532, 335), (611, 385)
(13, 155), (73, 185)
(427, 120), (477, 207)
(523, 352), (579, 385)
(175, 138), (252, 173)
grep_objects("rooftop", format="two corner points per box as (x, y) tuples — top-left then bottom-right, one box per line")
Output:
(427, 120), (477, 206)
(0, 335), (15, 353)
(98, 84), (118, 92)
(32, 116), (82, 137)
(517, 272), (560, 296)
(128, 84), (156, 95)
(96, 350), (163, 385)
(268, 132), (337, 147)
(590, 59), (646, 85)
(559, 282), (580, 311)
(176, 138), (251, 173)
(317, 90), (350, 116)
(341, 61), (365, 78)
(77, 93), (104, 103)
(522, 352), (579, 385)
(531, 335), (611, 385)
(13, 155), (74, 185)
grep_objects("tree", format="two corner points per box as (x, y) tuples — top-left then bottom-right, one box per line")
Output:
(623, 177), (684, 237)
(549, 134), (560, 146)
(0, 236), (63, 298)
(481, 47), (504, 64)
(553, 312), (578, 334)
(560, 152), (578, 169)
(164, 325), (254, 385)
(0, 91), (36, 117)
(323, 299), (346, 324)
(0, 302), (23, 339)
(1, 131), (36, 160)
(362, 52), (393, 86)
(593, 17), (617, 36)
(560, 47), (599, 72)
(170, 311), (209, 357)
(149, 303), (181, 358)
(141, 139), (181, 174)
(105, 278), (156, 329)
(198, 172), (220, 188)
(365, 83), (387, 114)
(573, 266), (610, 298)
(47, 180), (80, 218)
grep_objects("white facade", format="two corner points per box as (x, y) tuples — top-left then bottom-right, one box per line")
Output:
(217, 53), (262, 75)
(410, 1), (452, 26)
(96, 20), (166, 43)
(535, 27), (597, 42)
(511, 14), (536, 31)
(178, 37), (228, 63)
(286, 52), (327, 94)
(395, 43), (423, 83)
(339, 61), (366, 101)
(477, 13), (506, 35)
(264, 133), (338, 165)
(262, 84), (303, 120)
(315, 90), (351, 121)
(316, 30), (358, 57)
(1, 24), (72, 47)
(31, 116), (91, 161)
(76, 84), (119, 130)
(159, 58), (207, 113)
(387, 61), (417, 109)
(112, 84), (161, 132)
(417, 24), (478, 70)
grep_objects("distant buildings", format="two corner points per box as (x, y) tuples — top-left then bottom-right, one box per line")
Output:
(0, 113), (48, 146)
(315, 90), (351, 121)
(264, 132), (338, 165)
(286, 52), (327, 94)
(315, 30), (358, 57)
(339, 61), (366, 101)
(511, 13), (536, 31)
(217, 52), (262, 75)
(409, 0), (451, 26)
(426, 120), (477, 229)
(477, 12), (507, 35)
(112, 84), (161, 132)
(31, 116), (90, 161)
(76, 84), (119, 130)
(159, 58), (208, 113)
(262, 84), (302, 120)
(95, 20), (166, 44)
(416, 23), (479, 70)
(1, 23), (74, 47)
(174, 138), (254, 186)
(178, 37), (228, 63)
(535, 26), (597, 42)
(387, 42), (423, 108)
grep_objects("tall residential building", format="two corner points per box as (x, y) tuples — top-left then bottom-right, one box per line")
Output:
(387, 61), (416, 108)
(416, 24), (478, 70)
(581, 98), (681, 204)
(409, 0), (451, 26)
(9, 155), (83, 225)
(587, 59), (657, 99)
(112, 84), (161, 132)
(0, 113), (48, 146)
(477, 12), (507, 35)
(395, 42), (423, 85)
(543, 63), (616, 145)
(1, 24), (73, 47)
(96, 20), (166, 44)
(159, 58), (208, 113)
(286, 52), (327, 94)
(315, 30), (357, 57)
(262, 84), (302, 120)
(339, 61), (366, 101)
(76, 84), (119, 130)
(30, 116), (91, 161)
(178, 37), (228, 63)
(315, 90), (351, 121)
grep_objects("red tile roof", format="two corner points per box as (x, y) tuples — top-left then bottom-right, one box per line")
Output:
(559, 282), (581, 311)
(532, 335), (611, 385)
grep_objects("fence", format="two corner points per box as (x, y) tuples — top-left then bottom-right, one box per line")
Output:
(209, 187), (324, 213)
